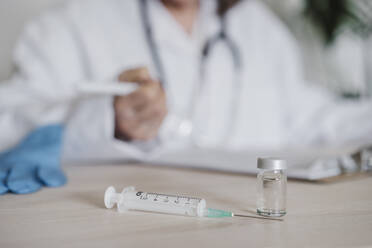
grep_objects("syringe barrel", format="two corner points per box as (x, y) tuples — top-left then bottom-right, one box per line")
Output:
(117, 187), (206, 217)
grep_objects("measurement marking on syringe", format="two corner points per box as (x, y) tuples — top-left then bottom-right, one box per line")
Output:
(146, 192), (202, 201)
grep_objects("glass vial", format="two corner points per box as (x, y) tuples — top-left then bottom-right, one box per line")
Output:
(256, 158), (287, 217)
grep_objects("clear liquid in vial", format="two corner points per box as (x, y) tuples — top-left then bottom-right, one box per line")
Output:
(257, 170), (286, 217)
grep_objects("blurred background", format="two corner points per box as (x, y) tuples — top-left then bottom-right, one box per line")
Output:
(1, 0), (372, 98)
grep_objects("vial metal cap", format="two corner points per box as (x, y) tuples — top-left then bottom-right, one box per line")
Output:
(257, 157), (287, 170)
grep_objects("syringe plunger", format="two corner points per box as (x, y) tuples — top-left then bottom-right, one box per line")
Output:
(104, 186), (124, 209)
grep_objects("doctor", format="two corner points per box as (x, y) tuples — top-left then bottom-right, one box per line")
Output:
(0, 0), (372, 193)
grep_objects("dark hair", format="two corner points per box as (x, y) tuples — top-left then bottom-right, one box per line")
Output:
(217, 0), (241, 17)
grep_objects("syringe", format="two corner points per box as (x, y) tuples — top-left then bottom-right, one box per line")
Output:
(104, 186), (283, 220)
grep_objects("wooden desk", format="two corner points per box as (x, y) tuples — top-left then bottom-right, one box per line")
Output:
(1, 164), (371, 247)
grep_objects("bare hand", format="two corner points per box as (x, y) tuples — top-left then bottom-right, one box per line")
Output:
(114, 67), (167, 141)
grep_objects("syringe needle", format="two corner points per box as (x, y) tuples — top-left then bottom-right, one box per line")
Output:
(233, 213), (284, 221)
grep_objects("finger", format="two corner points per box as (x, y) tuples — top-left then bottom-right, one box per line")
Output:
(129, 80), (163, 111)
(129, 80), (161, 103)
(136, 97), (167, 122)
(0, 169), (9, 195)
(37, 167), (67, 187)
(118, 67), (150, 83)
(114, 98), (143, 123)
(116, 117), (154, 140)
(119, 95), (166, 139)
(116, 101), (161, 130)
(6, 164), (42, 194)
(116, 90), (148, 112)
(127, 115), (164, 140)
(115, 85), (160, 120)
(137, 122), (162, 140)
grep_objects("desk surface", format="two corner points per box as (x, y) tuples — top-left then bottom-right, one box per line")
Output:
(1, 164), (372, 247)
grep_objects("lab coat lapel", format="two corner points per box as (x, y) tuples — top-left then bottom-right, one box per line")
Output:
(148, 0), (193, 52)
(148, 0), (219, 52)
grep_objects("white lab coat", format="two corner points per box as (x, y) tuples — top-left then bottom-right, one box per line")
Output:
(0, 0), (371, 163)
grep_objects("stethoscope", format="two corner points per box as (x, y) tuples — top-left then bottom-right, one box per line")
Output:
(139, 0), (242, 146)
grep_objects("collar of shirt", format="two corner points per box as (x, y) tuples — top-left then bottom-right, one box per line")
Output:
(148, 0), (220, 54)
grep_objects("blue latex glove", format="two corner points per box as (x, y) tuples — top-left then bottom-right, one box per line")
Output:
(0, 124), (67, 194)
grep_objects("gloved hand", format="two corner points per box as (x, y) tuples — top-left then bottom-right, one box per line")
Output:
(0, 124), (66, 194)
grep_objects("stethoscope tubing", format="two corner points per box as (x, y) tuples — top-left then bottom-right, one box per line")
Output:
(139, 0), (242, 146)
